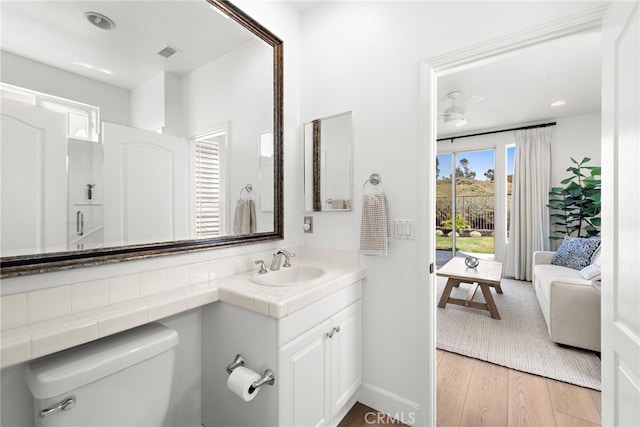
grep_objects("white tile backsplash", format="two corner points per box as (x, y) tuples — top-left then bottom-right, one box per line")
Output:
(166, 265), (190, 290)
(72, 279), (108, 312)
(28, 286), (72, 324)
(189, 262), (209, 285)
(140, 269), (168, 297)
(209, 258), (242, 279)
(108, 274), (141, 304)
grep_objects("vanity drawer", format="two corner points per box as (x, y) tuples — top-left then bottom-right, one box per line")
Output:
(277, 281), (361, 347)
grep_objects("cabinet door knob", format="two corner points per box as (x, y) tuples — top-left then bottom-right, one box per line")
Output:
(334, 326), (340, 334)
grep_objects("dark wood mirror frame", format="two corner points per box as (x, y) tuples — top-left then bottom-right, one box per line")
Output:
(0, 0), (283, 278)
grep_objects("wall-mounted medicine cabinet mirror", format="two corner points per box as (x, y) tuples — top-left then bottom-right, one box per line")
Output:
(304, 111), (352, 212)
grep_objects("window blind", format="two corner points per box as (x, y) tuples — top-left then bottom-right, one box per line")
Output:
(195, 138), (222, 237)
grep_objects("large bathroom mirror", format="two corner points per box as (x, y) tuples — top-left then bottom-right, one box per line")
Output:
(0, 0), (283, 277)
(304, 111), (352, 212)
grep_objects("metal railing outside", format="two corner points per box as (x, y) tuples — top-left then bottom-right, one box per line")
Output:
(436, 194), (512, 232)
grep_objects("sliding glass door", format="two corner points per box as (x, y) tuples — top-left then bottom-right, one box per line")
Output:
(436, 150), (496, 266)
(436, 142), (516, 268)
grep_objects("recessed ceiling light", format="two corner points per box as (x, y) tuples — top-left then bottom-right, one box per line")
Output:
(85, 12), (116, 30)
(550, 100), (567, 107)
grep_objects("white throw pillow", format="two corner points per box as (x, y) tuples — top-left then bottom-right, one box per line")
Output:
(580, 264), (601, 280)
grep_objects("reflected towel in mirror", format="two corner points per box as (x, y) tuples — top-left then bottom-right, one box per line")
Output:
(233, 199), (256, 235)
(359, 193), (390, 256)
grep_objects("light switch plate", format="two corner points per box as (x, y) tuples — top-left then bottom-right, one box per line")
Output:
(394, 219), (415, 240)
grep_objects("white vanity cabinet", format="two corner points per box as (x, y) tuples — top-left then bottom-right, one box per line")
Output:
(277, 285), (362, 427)
(201, 279), (363, 427)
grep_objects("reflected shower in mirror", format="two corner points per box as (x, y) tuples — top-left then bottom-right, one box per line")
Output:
(304, 111), (352, 212)
(0, 0), (283, 276)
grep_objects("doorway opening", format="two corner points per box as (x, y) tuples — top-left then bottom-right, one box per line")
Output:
(417, 6), (608, 426)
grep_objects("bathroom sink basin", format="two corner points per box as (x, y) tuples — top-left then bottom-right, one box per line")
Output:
(250, 266), (325, 286)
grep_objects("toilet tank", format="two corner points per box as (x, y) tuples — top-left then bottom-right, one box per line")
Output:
(25, 323), (179, 427)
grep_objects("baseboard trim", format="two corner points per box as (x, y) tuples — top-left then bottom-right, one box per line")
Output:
(356, 382), (419, 425)
(328, 394), (359, 427)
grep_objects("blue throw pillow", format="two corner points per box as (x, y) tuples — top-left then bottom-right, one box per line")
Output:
(551, 237), (602, 270)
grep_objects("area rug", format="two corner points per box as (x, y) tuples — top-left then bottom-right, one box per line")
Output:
(436, 276), (601, 390)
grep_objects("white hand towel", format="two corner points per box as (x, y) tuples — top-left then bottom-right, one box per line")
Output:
(233, 199), (256, 234)
(359, 193), (390, 256)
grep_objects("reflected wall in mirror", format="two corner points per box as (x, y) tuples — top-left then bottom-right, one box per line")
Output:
(304, 111), (352, 212)
(259, 131), (274, 213)
(0, 0), (283, 277)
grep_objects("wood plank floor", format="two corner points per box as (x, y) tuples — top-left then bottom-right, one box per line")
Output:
(339, 350), (601, 427)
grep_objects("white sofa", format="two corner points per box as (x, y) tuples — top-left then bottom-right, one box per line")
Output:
(532, 250), (601, 352)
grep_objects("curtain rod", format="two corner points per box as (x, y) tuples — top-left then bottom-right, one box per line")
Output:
(436, 121), (557, 142)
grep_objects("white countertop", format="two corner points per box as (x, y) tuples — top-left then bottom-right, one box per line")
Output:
(0, 261), (366, 368)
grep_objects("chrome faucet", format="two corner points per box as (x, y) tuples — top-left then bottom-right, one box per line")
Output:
(270, 250), (294, 271)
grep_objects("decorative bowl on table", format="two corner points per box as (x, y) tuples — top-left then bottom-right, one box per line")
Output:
(465, 256), (479, 269)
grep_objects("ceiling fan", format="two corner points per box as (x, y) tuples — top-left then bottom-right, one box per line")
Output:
(438, 91), (484, 128)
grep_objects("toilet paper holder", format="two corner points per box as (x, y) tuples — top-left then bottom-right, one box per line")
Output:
(226, 354), (275, 389)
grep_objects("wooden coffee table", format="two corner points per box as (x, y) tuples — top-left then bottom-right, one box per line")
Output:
(437, 257), (504, 319)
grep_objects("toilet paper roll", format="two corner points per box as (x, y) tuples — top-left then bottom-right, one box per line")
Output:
(227, 366), (262, 402)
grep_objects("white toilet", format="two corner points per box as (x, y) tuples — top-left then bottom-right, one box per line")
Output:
(24, 323), (179, 427)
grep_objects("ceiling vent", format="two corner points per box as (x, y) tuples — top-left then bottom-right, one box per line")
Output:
(155, 44), (181, 59)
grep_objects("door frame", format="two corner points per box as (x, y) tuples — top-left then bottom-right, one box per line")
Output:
(417, 5), (609, 425)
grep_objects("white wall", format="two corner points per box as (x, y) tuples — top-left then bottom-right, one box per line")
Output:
(0, 51), (130, 126)
(165, 72), (186, 137)
(130, 71), (186, 136)
(298, 0), (604, 416)
(131, 72), (165, 133)
(551, 112), (602, 187)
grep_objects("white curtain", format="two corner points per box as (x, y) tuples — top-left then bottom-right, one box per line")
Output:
(505, 127), (552, 281)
